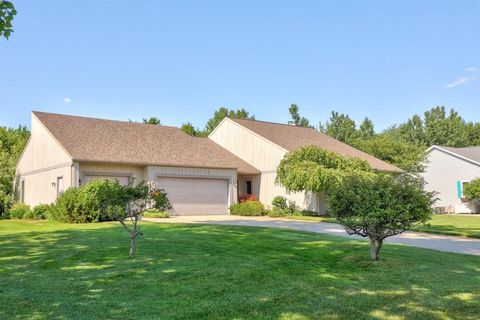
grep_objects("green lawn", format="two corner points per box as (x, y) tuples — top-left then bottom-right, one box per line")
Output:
(287, 214), (480, 239)
(413, 215), (480, 239)
(1, 221), (479, 320)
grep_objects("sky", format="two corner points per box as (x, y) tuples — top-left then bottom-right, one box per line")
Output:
(1, 0), (479, 131)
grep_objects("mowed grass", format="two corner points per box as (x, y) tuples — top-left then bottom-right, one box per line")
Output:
(413, 214), (480, 239)
(1, 221), (479, 320)
(287, 214), (480, 239)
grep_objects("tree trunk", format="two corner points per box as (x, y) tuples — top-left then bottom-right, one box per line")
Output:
(129, 232), (136, 258)
(369, 237), (383, 260)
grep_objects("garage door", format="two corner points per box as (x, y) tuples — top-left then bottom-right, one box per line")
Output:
(83, 175), (130, 186)
(157, 177), (229, 215)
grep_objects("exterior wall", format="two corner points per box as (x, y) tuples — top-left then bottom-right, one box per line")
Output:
(421, 148), (480, 213)
(146, 165), (238, 208)
(15, 114), (73, 206)
(210, 118), (325, 213)
(79, 163), (147, 185)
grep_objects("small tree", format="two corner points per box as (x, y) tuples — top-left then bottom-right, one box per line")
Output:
(328, 174), (436, 260)
(463, 178), (480, 212)
(101, 181), (171, 258)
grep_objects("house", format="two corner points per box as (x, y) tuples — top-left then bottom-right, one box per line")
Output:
(15, 111), (401, 215)
(421, 145), (480, 213)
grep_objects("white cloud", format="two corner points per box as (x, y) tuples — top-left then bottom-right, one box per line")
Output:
(444, 76), (476, 88)
(466, 67), (478, 73)
(63, 97), (71, 104)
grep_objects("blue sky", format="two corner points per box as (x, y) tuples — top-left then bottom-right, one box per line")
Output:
(1, 0), (479, 131)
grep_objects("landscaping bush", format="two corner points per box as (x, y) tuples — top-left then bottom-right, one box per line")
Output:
(270, 196), (301, 216)
(29, 204), (50, 220)
(143, 209), (170, 218)
(0, 189), (13, 219)
(239, 194), (258, 202)
(464, 178), (480, 213)
(150, 189), (172, 211)
(9, 203), (31, 219)
(230, 200), (265, 216)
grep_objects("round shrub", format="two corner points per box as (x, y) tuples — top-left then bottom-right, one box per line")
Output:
(9, 203), (31, 219)
(230, 200), (265, 216)
(272, 196), (287, 209)
(30, 204), (50, 220)
(142, 209), (170, 218)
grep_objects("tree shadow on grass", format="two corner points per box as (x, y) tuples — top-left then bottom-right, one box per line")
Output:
(0, 222), (479, 320)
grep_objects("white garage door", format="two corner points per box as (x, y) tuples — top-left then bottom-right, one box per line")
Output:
(157, 177), (229, 215)
(83, 175), (130, 186)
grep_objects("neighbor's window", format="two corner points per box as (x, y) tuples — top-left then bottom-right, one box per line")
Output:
(57, 176), (64, 196)
(461, 181), (470, 199)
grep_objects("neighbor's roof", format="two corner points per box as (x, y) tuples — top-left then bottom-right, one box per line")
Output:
(33, 112), (259, 175)
(429, 145), (480, 166)
(229, 118), (403, 173)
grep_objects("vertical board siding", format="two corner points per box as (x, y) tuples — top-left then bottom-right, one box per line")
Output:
(421, 149), (480, 213)
(209, 119), (287, 171)
(79, 163), (147, 185)
(15, 114), (73, 206)
(210, 119), (324, 213)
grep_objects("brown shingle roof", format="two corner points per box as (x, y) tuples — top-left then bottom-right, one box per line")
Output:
(229, 118), (403, 173)
(33, 111), (259, 175)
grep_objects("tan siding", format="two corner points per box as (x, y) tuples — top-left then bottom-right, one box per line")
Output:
(147, 165), (237, 207)
(421, 149), (480, 213)
(209, 118), (286, 171)
(15, 114), (73, 206)
(210, 118), (325, 213)
(79, 163), (147, 185)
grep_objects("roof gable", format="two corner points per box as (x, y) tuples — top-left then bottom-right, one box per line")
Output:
(427, 145), (480, 167)
(33, 112), (259, 174)
(229, 118), (403, 173)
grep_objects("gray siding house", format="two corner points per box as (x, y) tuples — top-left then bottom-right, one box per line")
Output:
(421, 145), (480, 213)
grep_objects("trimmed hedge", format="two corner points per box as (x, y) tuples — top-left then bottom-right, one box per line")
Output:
(230, 200), (265, 216)
(143, 209), (170, 218)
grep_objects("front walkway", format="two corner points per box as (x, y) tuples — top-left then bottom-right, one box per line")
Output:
(144, 215), (480, 256)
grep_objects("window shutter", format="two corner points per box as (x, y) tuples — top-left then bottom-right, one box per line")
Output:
(457, 180), (462, 199)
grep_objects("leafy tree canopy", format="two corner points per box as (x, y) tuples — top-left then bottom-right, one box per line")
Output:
(288, 104), (312, 128)
(0, 1), (16, 39)
(320, 111), (358, 144)
(358, 117), (375, 140)
(328, 173), (435, 260)
(276, 145), (373, 193)
(180, 122), (203, 137)
(142, 117), (161, 125)
(204, 107), (255, 135)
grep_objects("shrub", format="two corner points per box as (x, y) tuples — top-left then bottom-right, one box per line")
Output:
(150, 189), (172, 211)
(270, 196), (301, 216)
(230, 200), (265, 216)
(30, 204), (50, 220)
(0, 189), (12, 219)
(464, 178), (480, 207)
(143, 209), (170, 218)
(9, 203), (31, 219)
(239, 194), (258, 203)
(272, 196), (287, 209)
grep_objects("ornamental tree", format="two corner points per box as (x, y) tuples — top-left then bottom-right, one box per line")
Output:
(100, 180), (171, 258)
(328, 174), (435, 260)
(276, 145), (374, 193)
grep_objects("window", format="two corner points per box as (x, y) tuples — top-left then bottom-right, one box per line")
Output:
(57, 176), (64, 196)
(21, 180), (25, 203)
(245, 180), (252, 194)
(461, 181), (470, 199)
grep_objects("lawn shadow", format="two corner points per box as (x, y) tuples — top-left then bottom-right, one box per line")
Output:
(0, 222), (479, 319)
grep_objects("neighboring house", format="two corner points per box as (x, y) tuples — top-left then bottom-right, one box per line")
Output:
(421, 145), (480, 214)
(15, 112), (401, 215)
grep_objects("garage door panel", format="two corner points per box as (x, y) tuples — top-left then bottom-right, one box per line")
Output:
(157, 177), (228, 215)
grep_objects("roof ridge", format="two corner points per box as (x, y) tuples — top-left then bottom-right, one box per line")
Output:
(229, 117), (316, 130)
(32, 110), (181, 130)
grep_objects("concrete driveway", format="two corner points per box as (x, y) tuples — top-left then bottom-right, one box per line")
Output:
(144, 215), (480, 256)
